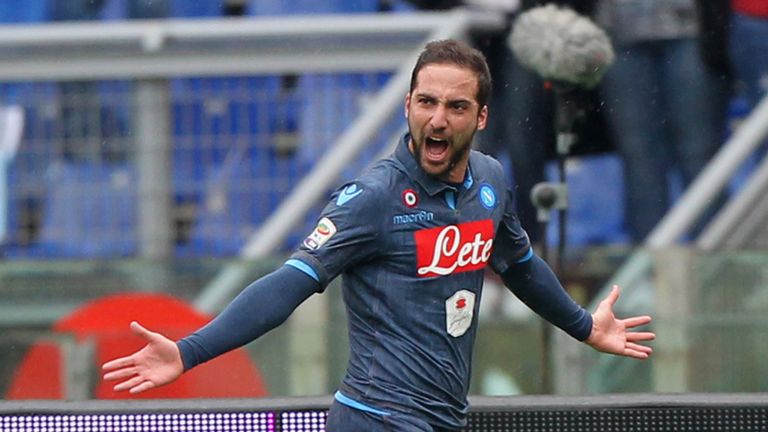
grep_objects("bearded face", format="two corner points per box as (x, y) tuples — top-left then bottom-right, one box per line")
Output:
(405, 63), (487, 183)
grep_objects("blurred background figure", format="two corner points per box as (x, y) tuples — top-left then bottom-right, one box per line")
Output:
(403, 0), (615, 248)
(594, 0), (732, 243)
(729, 0), (768, 110)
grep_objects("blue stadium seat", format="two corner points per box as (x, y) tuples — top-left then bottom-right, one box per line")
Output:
(248, 0), (380, 15)
(174, 1), (410, 256)
(1, 0), (56, 218)
(170, 76), (285, 201)
(103, 0), (223, 20)
(296, 72), (402, 180)
(0, 0), (47, 23)
(79, 0), (179, 21)
(246, 0), (406, 173)
(0, 82), (62, 257)
(1, 191), (30, 256)
(287, 71), (406, 255)
(172, 75), (306, 256)
(99, 0), (125, 21)
(0, 0), (48, 148)
(545, 154), (629, 247)
(177, 139), (309, 257)
(725, 93), (759, 195)
(170, 0), (222, 18)
(31, 161), (138, 258)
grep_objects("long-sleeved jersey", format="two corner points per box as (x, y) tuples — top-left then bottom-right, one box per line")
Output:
(289, 133), (534, 428)
(180, 133), (592, 430)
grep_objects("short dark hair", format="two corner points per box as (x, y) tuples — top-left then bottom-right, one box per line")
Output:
(409, 39), (492, 108)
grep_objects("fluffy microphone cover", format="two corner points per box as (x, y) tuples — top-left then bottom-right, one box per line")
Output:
(509, 4), (615, 88)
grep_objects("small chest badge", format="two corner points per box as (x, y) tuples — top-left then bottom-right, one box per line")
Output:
(479, 184), (496, 209)
(445, 290), (476, 337)
(402, 189), (418, 208)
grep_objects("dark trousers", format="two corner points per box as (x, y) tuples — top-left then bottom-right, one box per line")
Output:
(325, 400), (457, 432)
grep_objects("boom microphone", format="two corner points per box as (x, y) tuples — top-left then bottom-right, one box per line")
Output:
(508, 4), (614, 89)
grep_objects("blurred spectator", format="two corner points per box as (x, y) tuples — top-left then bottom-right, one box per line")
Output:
(401, 1), (612, 245)
(729, 0), (768, 109)
(695, 0), (732, 81)
(594, 0), (732, 242)
(0, 106), (23, 246)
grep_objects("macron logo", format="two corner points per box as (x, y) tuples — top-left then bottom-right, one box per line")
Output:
(336, 184), (363, 206)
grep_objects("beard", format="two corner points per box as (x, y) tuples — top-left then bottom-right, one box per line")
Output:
(408, 126), (475, 181)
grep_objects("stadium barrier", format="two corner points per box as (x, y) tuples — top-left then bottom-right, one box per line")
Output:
(2, 393), (767, 431)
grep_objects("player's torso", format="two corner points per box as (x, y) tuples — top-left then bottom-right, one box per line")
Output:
(341, 154), (508, 388)
(350, 157), (504, 313)
(378, 177), (501, 285)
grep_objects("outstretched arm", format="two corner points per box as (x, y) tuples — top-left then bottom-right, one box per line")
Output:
(500, 253), (593, 340)
(102, 264), (320, 394)
(500, 253), (654, 359)
(585, 285), (655, 359)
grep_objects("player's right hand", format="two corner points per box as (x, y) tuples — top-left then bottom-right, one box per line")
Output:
(102, 321), (184, 394)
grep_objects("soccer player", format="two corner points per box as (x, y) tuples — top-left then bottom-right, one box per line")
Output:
(103, 39), (655, 431)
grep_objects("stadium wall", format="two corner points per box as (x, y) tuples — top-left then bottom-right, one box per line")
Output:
(2, 394), (768, 431)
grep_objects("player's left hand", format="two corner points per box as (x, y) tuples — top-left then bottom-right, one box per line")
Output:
(585, 285), (655, 359)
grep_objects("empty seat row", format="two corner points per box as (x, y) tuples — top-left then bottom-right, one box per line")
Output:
(0, 0), (414, 24)
(1, 72), (401, 258)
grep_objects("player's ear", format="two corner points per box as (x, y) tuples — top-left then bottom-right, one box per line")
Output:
(404, 92), (411, 118)
(476, 105), (488, 130)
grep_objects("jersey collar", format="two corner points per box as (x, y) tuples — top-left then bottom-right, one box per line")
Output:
(395, 133), (473, 197)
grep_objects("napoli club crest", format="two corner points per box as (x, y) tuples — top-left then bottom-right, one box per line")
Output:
(479, 184), (496, 209)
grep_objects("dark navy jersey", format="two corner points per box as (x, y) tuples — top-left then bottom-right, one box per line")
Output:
(290, 133), (531, 429)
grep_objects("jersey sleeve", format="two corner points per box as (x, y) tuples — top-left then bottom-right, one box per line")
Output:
(489, 186), (533, 274)
(288, 180), (383, 290)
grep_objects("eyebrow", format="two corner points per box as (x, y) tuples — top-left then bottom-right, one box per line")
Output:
(414, 91), (474, 105)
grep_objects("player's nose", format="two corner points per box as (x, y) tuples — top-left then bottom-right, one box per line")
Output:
(429, 104), (448, 129)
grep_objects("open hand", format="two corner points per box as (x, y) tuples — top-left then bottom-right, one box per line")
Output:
(102, 321), (184, 394)
(586, 285), (655, 359)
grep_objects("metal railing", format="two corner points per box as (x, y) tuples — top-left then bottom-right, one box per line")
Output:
(581, 94), (768, 395)
(592, 93), (768, 306)
(193, 8), (507, 312)
(0, 9), (506, 318)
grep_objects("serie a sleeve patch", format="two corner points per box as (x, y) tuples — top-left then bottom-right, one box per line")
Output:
(302, 217), (337, 250)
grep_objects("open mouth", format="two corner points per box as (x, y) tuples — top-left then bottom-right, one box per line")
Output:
(425, 136), (449, 160)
